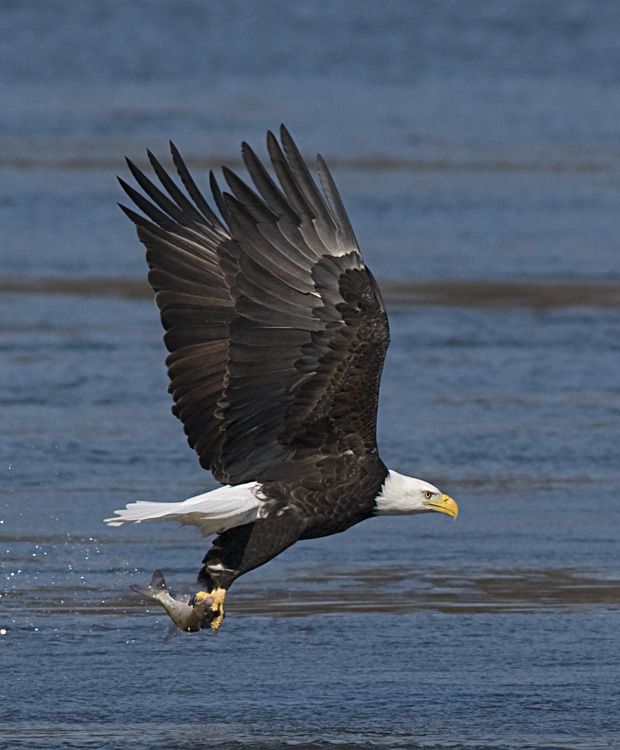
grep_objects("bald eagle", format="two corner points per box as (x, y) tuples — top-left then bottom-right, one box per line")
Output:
(106, 127), (458, 631)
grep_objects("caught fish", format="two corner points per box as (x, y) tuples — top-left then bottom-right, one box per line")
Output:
(130, 570), (213, 638)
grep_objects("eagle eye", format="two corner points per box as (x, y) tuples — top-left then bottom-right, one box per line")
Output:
(423, 490), (433, 500)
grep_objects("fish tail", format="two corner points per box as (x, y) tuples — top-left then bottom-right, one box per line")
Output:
(130, 569), (168, 598)
(148, 570), (167, 590)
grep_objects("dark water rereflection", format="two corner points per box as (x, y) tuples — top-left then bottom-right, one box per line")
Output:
(4, 276), (620, 309)
(4, 566), (620, 619)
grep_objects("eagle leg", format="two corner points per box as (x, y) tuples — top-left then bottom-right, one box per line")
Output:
(193, 587), (226, 630)
(192, 515), (306, 630)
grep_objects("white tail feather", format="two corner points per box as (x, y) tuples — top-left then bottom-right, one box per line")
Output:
(104, 482), (264, 537)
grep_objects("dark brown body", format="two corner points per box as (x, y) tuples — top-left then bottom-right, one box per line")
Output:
(199, 453), (388, 591)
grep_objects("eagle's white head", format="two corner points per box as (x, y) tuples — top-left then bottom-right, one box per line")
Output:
(374, 470), (458, 518)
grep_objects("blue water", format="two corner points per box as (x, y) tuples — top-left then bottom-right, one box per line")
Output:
(2, 2), (620, 748)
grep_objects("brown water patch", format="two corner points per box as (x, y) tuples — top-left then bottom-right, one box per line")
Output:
(3, 277), (620, 309)
(382, 280), (620, 309)
(0, 151), (605, 173)
(243, 567), (620, 617)
(3, 567), (619, 621)
(0, 277), (153, 299)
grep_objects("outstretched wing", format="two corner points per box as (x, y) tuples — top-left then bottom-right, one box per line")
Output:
(119, 126), (390, 485)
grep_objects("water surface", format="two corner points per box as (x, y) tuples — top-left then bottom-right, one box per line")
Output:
(2, 2), (620, 748)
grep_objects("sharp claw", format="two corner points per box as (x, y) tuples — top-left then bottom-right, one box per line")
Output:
(193, 588), (226, 630)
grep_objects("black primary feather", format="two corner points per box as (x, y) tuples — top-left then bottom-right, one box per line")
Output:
(119, 129), (390, 488)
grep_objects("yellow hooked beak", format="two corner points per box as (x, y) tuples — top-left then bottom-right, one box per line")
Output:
(423, 494), (459, 519)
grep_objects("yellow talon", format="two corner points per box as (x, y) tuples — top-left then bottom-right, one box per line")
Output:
(194, 587), (226, 630)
